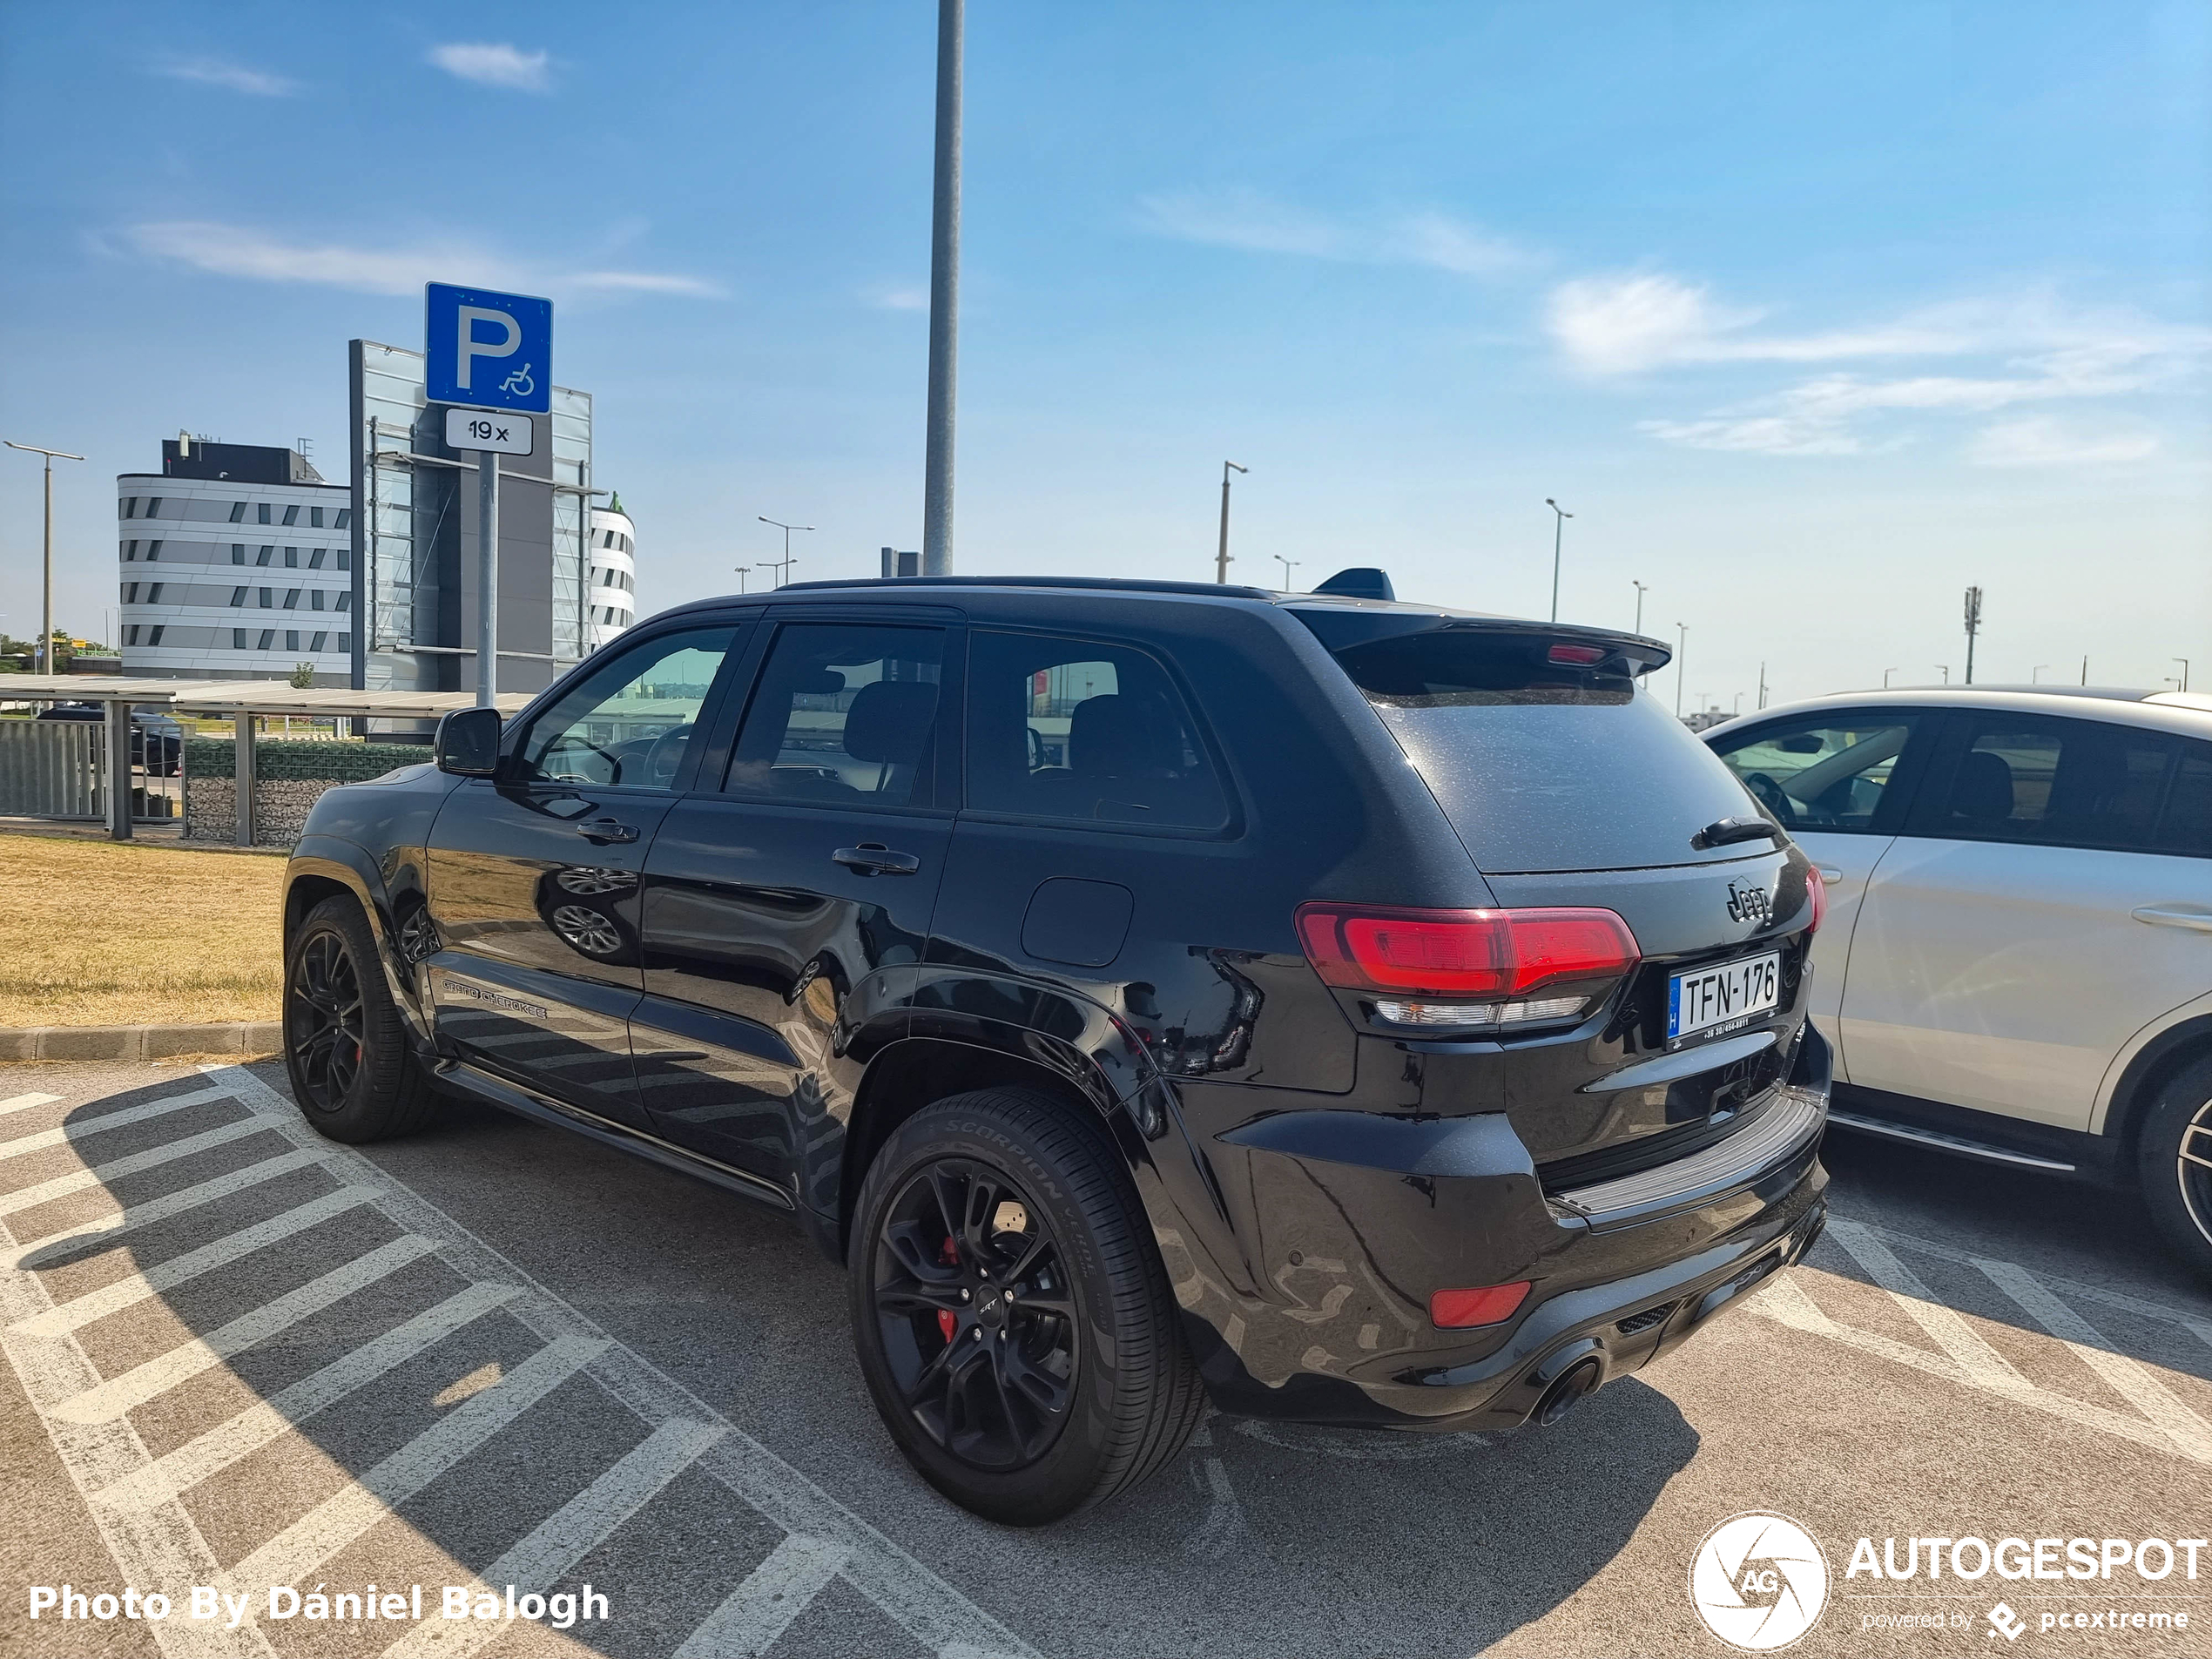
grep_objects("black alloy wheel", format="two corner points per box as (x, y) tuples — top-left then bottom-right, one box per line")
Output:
(873, 1157), (1076, 1470)
(288, 926), (365, 1111)
(849, 1087), (1205, 1525)
(2139, 1053), (2212, 1283)
(281, 894), (439, 1143)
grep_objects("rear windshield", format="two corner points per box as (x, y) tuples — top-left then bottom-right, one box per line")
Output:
(1333, 630), (1764, 873)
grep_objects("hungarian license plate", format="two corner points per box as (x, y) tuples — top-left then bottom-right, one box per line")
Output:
(1667, 951), (1781, 1042)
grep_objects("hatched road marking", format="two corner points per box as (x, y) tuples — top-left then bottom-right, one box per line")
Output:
(1746, 1218), (2212, 1465)
(0, 1064), (1043, 1659)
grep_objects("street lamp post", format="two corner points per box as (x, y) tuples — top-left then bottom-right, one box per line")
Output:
(2032, 664), (2049, 684)
(2177, 658), (2192, 692)
(759, 517), (814, 590)
(1883, 667), (1898, 688)
(1631, 579), (1648, 634)
(921, 0), (963, 576)
(1215, 462), (1246, 583)
(732, 566), (750, 595)
(4, 439), (85, 674)
(1936, 664), (1951, 685)
(1546, 498), (1572, 624)
(1274, 555), (1299, 590)
(1675, 623), (1688, 718)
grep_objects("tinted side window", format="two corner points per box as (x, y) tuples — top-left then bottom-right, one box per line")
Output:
(1925, 716), (2175, 851)
(1710, 715), (1919, 833)
(2155, 743), (2212, 856)
(516, 627), (737, 788)
(966, 630), (1228, 830)
(723, 622), (944, 808)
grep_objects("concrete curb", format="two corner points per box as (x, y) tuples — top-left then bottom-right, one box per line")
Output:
(0, 1022), (281, 1062)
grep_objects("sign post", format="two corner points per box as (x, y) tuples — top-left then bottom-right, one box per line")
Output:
(424, 282), (552, 706)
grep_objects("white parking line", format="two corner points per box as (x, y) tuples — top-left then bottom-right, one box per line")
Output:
(11, 1184), (375, 1339)
(1974, 1257), (2212, 1461)
(220, 1334), (610, 1597)
(2, 1062), (1048, 1659)
(383, 1417), (729, 1659)
(0, 1084), (231, 1163)
(673, 1533), (853, 1659)
(94, 1282), (523, 1514)
(49, 1235), (441, 1425)
(3, 1145), (337, 1271)
(0, 1113), (274, 1217)
(212, 1061), (1047, 1659)
(1824, 1217), (2033, 1394)
(0, 1090), (64, 1116)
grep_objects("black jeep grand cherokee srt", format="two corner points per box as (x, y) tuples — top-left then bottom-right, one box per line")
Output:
(281, 572), (1830, 1524)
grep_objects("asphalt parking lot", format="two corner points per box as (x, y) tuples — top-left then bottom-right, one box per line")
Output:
(3, 1060), (2208, 1659)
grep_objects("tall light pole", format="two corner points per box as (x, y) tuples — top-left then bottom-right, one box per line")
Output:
(2032, 664), (2049, 684)
(732, 566), (750, 594)
(1962, 584), (1983, 685)
(4, 440), (84, 675)
(2176, 658), (2192, 692)
(1215, 462), (1246, 583)
(1675, 622), (1688, 718)
(1883, 667), (1898, 688)
(1631, 579), (1648, 634)
(1935, 664), (1951, 685)
(1274, 555), (1299, 590)
(921, 0), (962, 576)
(759, 517), (813, 589)
(1546, 498), (1572, 623)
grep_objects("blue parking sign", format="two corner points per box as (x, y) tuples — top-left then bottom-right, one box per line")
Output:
(425, 283), (552, 413)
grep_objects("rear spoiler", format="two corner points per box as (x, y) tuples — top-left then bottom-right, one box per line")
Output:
(1286, 606), (1673, 677)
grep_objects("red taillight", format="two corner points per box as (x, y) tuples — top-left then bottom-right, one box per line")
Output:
(1430, 1281), (1531, 1328)
(1803, 866), (1827, 935)
(1296, 904), (1640, 998)
(1547, 642), (1608, 665)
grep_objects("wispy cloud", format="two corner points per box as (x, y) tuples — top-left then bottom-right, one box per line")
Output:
(1136, 188), (1535, 279)
(427, 42), (551, 92)
(1561, 272), (2210, 462)
(862, 284), (929, 312)
(125, 221), (722, 301)
(1965, 415), (2162, 469)
(154, 55), (298, 98)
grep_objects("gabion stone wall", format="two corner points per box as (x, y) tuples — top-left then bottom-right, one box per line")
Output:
(183, 738), (430, 846)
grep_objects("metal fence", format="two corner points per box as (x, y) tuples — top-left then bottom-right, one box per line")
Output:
(0, 718), (183, 822)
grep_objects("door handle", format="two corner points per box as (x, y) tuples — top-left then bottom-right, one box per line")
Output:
(2132, 904), (2212, 933)
(833, 843), (921, 876)
(1817, 867), (1844, 883)
(576, 817), (639, 845)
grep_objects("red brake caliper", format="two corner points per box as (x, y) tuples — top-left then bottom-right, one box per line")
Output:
(936, 1235), (960, 1345)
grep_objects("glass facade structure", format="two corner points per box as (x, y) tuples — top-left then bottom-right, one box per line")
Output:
(348, 339), (595, 695)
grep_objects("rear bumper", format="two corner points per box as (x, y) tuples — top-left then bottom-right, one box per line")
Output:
(1170, 1025), (1831, 1431)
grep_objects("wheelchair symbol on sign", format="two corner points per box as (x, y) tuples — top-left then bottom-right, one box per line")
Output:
(500, 363), (535, 398)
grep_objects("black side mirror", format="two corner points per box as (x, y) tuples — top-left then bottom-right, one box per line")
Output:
(435, 706), (502, 776)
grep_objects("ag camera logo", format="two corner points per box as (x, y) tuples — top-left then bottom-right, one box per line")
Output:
(1690, 1512), (1831, 1650)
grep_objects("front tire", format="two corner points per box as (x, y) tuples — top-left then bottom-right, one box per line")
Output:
(848, 1087), (1204, 1525)
(2137, 1053), (2212, 1283)
(282, 894), (438, 1143)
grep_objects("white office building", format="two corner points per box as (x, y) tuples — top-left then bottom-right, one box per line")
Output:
(588, 492), (637, 652)
(118, 440), (356, 682)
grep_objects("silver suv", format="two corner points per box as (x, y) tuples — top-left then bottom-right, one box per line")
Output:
(1706, 686), (2212, 1278)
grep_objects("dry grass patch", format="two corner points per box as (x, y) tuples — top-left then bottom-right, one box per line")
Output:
(0, 835), (285, 1027)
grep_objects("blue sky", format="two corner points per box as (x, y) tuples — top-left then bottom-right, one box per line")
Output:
(3, 1), (2207, 706)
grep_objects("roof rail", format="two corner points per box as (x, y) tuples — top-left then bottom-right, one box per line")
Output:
(779, 575), (1275, 599)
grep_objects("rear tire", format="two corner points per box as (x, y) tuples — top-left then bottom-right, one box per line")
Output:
(848, 1087), (1204, 1525)
(2136, 1052), (2212, 1284)
(282, 894), (438, 1143)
